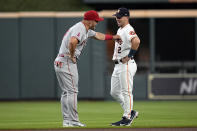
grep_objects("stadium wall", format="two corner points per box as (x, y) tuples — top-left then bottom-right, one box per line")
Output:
(0, 10), (196, 100)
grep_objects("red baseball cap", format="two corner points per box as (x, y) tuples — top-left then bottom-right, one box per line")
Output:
(84, 10), (104, 21)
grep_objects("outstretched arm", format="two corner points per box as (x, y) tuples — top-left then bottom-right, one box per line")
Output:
(93, 32), (121, 41)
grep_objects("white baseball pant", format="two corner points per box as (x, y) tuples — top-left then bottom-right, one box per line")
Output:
(111, 59), (137, 118)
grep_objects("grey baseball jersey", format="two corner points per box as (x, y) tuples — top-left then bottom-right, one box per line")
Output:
(54, 22), (96, 124)
(55, 22), (96, 63)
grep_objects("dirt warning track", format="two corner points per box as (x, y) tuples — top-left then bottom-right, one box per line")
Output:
(6, 127), (197, 131)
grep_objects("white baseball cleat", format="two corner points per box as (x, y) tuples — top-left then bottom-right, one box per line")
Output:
(70, 121), (86, 127)
(63, 121), (86, 127)
(63, 124), (74, 127)
(63, 120), (73, 127)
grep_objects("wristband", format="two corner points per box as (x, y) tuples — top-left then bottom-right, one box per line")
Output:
(128, 49), (137, 58)
(105, 34), (113, 40)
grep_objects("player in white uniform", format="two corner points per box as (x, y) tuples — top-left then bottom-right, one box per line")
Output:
(110, 8), (140, 126)
(54, 10), (121, 127)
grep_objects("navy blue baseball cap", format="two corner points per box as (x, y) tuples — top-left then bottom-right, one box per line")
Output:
(113, 7), (130, 18)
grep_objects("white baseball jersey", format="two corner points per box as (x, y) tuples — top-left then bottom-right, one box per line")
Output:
(112, 24), (137, 60)
(55, 22), (96, 62)
(111, 23), (138, 119)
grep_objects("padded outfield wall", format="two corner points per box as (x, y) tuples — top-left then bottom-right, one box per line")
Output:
(0, 10), (197, 100)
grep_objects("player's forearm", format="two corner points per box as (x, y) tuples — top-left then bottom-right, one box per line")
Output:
(94, 32), (121, 41)
(69, 43), (75, 58)
(69, 37), (78, 57)
(94, 32), (106, 40)
(128, 37), (140, 58)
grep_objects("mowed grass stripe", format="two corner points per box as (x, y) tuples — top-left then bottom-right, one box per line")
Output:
(0, 101), (196, 129)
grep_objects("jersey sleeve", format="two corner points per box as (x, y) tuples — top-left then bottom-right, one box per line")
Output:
(126, 26), (137, 42)
(87, 30), (96, 38)
(70, 26), (84, 42)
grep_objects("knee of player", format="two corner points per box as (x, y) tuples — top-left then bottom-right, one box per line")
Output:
(110, 90), (119, 98)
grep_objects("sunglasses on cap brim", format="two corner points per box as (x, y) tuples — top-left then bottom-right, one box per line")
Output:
(116, 16), (123, 19)
(113, 13), (123, 19)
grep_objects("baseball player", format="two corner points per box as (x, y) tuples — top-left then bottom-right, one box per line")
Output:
(54, 10), (121, 127)
(110, 8), (140, 126)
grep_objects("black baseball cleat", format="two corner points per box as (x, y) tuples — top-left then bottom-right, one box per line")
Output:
(111, 117), (132, 126)
(130, 110), (139, 124)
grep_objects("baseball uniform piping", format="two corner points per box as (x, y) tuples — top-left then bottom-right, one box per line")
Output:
(127, 63), (132, 118)
(66, 59), (77, 117)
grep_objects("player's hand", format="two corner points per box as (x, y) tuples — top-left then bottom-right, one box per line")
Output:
(121, 56), (130, 64)
(55, 61), (63, 68)
(70, 56), (77, 64)
(113, 35), (122, 43)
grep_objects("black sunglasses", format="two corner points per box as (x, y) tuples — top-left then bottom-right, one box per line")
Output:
(116, 15), (123, 19)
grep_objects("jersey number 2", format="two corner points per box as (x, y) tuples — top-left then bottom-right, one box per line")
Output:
(118, 47), (121, 53)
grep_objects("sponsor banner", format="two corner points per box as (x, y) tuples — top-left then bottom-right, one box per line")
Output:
(148, 74), (197, 99)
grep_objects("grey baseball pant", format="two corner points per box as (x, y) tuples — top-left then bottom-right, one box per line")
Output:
(54, 57), (79, 122)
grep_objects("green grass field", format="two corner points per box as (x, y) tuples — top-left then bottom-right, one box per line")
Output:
(0, 101), (197, 129)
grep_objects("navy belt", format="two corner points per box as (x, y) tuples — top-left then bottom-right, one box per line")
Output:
(114, 60), (120, 64)
(114, 58), (133, 64)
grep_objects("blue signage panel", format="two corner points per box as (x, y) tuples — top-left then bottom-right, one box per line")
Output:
(148, 74), (197, 99)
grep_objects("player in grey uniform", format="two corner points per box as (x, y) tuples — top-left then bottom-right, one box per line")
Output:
(54, 10), (121, 127)
(110, 8), (140, 126)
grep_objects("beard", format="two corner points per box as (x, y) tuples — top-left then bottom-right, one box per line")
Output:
(90, 25), (96, 30)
